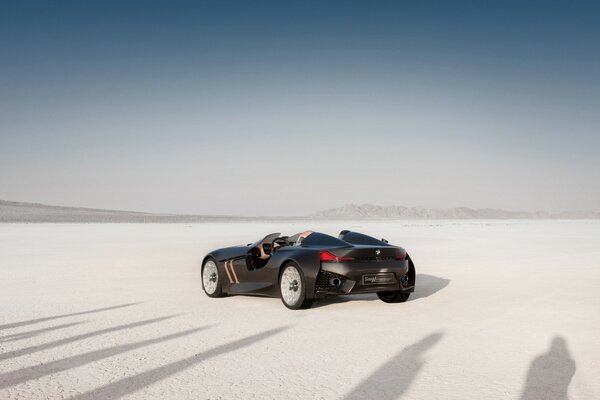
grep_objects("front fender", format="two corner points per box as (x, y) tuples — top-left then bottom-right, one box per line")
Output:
(207, 246), (249, 262)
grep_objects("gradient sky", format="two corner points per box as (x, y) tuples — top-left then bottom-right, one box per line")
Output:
(1, 1), (599, 215)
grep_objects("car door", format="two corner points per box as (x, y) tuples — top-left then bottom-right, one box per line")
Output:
(226, 256), (274, 294)
(225, 233), (280, 294)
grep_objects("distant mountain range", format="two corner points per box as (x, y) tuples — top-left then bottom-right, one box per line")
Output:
(313, 203), (600, 219)
(0, 200), (263, 223)
(1, 199), (599, 222)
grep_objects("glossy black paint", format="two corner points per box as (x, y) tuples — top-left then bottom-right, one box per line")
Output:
(203, 231), (416, 301)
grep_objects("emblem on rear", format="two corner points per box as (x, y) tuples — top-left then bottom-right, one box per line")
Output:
(375, 249), (381, 256)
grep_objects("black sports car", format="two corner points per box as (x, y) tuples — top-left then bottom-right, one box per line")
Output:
(201, 230), (415, 309)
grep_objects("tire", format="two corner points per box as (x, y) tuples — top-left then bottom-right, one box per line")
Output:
(202, 258), (226, 298)
(377, 291), (411, 303)
(279, 263), (313, 310)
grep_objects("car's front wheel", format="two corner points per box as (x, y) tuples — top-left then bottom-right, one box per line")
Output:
(279, 263), (313, 310)
(202, 258), (226, 298)
(377, 291), (410, 303)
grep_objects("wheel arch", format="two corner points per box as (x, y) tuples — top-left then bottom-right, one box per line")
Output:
(202, 253), (216, 267)
(407, 254), (416, 286)
(202, 254), (228, 293)
(276, 252), (321, 300)
(277, 258), (315, 309)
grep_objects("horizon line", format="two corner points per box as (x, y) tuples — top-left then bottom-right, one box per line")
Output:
(1, 198), (599, 219)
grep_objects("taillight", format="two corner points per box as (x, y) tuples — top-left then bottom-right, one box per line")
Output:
(395, 253), (407, 260)
(320, 251), (354, 262)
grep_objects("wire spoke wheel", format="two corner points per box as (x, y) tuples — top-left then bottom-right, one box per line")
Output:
(202, 260), (219, 295)
(280, 265), (302, 306)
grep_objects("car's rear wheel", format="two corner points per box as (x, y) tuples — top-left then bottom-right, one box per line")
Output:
(279, 263), (313, 310)
(202, 258), (225, 298)
(377, 291), (410, 303)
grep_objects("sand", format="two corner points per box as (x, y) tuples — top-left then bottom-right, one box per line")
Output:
(1, 220), (599, 399)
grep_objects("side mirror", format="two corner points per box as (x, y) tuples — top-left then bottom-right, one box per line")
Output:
(381, 238), (389, 244)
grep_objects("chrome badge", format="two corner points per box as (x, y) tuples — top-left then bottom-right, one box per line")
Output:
(375, 249), (381, 256)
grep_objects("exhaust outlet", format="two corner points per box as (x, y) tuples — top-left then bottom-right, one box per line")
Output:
(330, 278), (342, 287)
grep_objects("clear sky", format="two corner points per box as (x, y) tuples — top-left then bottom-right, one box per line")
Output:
(1, 1), (599, 215)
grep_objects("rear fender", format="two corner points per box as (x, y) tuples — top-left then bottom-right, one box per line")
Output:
(407, 254), (416, 287)
(275, 251), (321, 300)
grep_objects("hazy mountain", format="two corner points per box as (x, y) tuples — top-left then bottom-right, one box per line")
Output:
(2, 200), (599, 222)
(313, 203), (600, 219)
(0, 200), (261, 223)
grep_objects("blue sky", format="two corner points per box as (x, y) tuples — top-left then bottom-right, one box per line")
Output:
(1, 1), (599, 215)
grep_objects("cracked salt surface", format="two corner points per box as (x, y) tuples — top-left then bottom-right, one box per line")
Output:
(0, 220), (598, 399)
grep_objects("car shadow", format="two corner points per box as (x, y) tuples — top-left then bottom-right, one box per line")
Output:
(519, 336), (576, 400)
(312, 293), (379, 308)
(342, 332), (443, 399)
(313, 274), (449, 308)
(409, 274), (450, 301)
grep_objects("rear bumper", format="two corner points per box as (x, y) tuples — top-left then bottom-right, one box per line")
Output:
(313, 259), (415, 297)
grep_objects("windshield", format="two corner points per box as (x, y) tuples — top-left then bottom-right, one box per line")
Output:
(250, 232), (281, 248)
(300, 232), (350, 247)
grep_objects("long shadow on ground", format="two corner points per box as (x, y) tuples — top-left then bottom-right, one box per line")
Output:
(0, 321), (87, 342)
(520, 336), (576, 400)
(0, 303), (139, 331)
(342, 332), (443, 400)
(68, 326), (288, 400)
(0, 325), (209, 389)
(0, 316), (175, 361)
